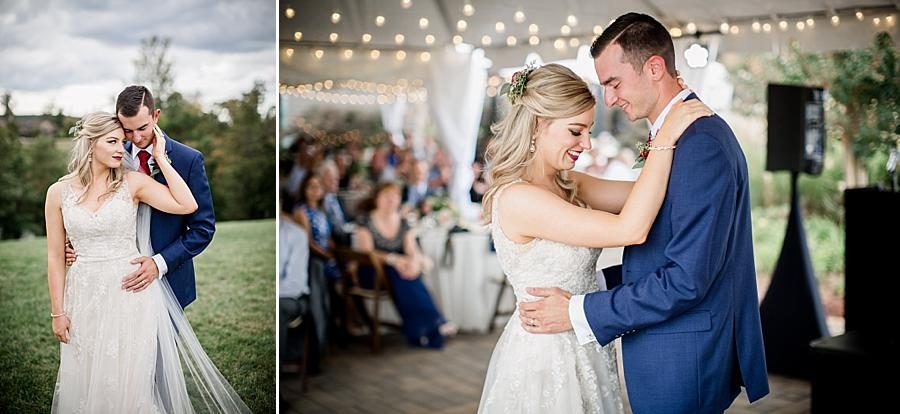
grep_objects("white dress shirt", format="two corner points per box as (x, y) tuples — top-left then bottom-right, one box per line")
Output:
(131, 143), (169, 278)
(569, 88), (693, 345)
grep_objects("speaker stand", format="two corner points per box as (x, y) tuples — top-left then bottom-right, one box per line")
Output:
(759, 171), (830, 378)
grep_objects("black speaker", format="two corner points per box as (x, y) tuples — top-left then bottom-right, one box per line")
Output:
(766, 84), (825, 175)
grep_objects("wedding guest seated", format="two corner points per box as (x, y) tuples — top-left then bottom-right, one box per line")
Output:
(318, 160), (350, 246)
(293, 173), (340, 280)
(355, 181), (457, 349)
(279, 212), (311, 374)
(402, 159), (433, 209)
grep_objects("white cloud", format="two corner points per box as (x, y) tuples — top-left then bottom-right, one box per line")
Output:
(0, 0), (274, 116)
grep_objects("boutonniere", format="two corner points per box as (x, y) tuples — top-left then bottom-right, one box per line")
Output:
(148, 153), (173, 176)
(633, 139), (651, 169)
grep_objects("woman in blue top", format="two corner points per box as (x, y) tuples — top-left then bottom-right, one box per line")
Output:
(293, 172), (340, 280)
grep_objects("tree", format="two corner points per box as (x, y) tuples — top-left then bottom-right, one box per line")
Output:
(0, 124), (27, 239)
(213, 82), (276, 220)
(134, 36), (175, 107)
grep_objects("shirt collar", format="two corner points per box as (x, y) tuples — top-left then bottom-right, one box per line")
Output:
(131, 143), (154, 159)
(649, 89), (693, 140)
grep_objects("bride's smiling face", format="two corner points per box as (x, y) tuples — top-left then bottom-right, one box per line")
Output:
(90, 128), (127, 169)
(534, 106), (595, 171)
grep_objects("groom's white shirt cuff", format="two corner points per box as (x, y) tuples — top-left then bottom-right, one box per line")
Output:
(153, 254), (169, 279)
(569, 294), (597, 345)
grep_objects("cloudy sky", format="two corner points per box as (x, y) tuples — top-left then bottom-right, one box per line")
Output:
(0, 0), (275, 116)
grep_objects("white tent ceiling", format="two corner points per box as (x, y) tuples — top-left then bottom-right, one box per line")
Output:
(280, 0), (899, 85)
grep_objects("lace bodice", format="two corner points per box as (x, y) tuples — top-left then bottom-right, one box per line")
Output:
(490, 181), (602, 301)
(61, 180), (138, 260)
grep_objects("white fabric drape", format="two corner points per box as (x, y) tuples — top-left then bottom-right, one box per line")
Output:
(380, 98), (408, 146)
(427, 46), (489, 220)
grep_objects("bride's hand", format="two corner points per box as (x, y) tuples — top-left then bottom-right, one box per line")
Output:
(52, 315), (70, 344)
(152, 127), (167, 161)
(655, 100), (713, 146)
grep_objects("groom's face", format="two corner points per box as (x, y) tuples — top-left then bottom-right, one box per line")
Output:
(594, 44), (655, 121)
(118, 106), (160, 150)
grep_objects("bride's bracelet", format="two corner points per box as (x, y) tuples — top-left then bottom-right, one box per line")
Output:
(648, 144), (677, 151)
(50, 311), (67, 318)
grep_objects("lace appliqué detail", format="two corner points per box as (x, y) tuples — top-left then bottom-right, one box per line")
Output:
(478, 180), (624, 414)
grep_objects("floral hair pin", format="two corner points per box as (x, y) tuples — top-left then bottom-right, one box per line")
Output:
(500, 64), (537, 104)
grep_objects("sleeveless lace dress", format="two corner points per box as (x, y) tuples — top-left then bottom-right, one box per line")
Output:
(52, 180), (249, 413)
(478, 181), (624, 414)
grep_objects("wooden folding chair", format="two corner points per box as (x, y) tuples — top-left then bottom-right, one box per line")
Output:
(334, 248), (395, 353)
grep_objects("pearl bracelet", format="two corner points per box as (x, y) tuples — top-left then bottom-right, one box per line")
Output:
(647, 145), (677, 151)
(51, 311), (67, 318)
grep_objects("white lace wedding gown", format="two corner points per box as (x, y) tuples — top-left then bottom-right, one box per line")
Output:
(478, 182), (624, 414)
(52, 180), (249, 413)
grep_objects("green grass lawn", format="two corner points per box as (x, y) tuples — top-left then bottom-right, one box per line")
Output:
(0, 219), (275, 413)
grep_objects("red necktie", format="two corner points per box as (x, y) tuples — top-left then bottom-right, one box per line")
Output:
(137, 150), (151, 175)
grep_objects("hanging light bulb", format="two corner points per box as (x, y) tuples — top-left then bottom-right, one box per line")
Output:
(686, 22), (697, 34)
(370, 50), (381, 60)
(481, 35), (492, 46)
(420, 52), (431, 62)
(453, 35), (463, 44)
(457, 19), (467, 31)
(396, 50), (407, 60)
(669, 27), (683, 37)
(729, 25), (739, 34)
(569, 38), (580, 47)
(343, 49), (353, 60)
(796, 21), (805, 31)
(285, 6), (294, 19)
(376, 15), (385, 27)
(561, 25), (571, 35)
(507, 36), (517, 47)
(294, 31), (303, 41)
(567, 15), (578, 26)
(419, 18), (429, 29)
(401, 0), (412, 10)
(831, 15), (840, 26)
(593, 25), (603, 35)
(514, 11), (526, 23)
(856, 10), (864, 21)
(496, 22), (506, 33)
(719, 22), (730, 34)
(395, 34), (405, 45)
(329, 33), (339, 43)
(779, 20), (788, 31)
(873, 17), (881, 26)
(285, 48), (294, 57)
(529, 24), (539, 34)
(463, 3), (475, 17)
(752, 21), (761, 32)
(331, 12), (341, 24)
(425, 34), (435, 45)
(529, 36), (540, 45)
(553, 38), (566, 50)
(763, 23), (772, 32)
(314, 49), (324, 59)
(806, 18), (815, 28)
(362, 33), (372, 43)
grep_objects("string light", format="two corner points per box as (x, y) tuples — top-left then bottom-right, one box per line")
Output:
(729, 25), (739, 34)
(719, 22), (730, 34)
(873, 17), (881, 26)
(779, 20), (788, 31)
(752, 21), (761, 32)
(285, 48), (294, 57)
(395, 50), (406, 60)
(567, 15), (578, 26)
(496, 22), (506, 33)
(331, 12), (341, 24)
(515, 11), (526, 23)
(561, 25), (571, 35)
(419, 18), (429, 29)
(343, 49), (353, 59)
(457, 19), (467, 31)
(553, 38), (566, 50)
(329, 33), (339, 43)
(395, 34), (405, 45)
(481, 35), (492, 46)
(362, 33), (372, 43)
(452, 35), (463, 44)
(370, 50), (380, 60)
(856, 10), (864, 21)
(529, 24), (539, 35)
(887, 15), (895, 26)
(463, 3), (474, 16)
(419, 52), (431, 62)
(294, 31), (302, 41)
(569, 38), (580, 47)
(593, 25), (603, 35)
(670, 27), (683, 37)
(831, 15), (840, 26)
(806, 18), (815, 27)
(314, 49), (324, 59)
(425, 34), (435, 45)
(763, 22), (772, 32)
(796, 21), (805, 31)
(376, 15), (385, 27)
(529, 36), (540, 45)
(285, 6), (294, 19)
(686, 22), (697, 34)
(401, 0), (412, 9)
(507, 36), (517, 46)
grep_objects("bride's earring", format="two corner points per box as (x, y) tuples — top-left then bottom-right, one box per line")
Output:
(529, 138), (536, 153)
(88, 152), (93, 162)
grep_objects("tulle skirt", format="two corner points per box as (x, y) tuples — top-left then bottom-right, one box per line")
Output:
(51, 252), (249, 414)
(478, 312), (625, 414)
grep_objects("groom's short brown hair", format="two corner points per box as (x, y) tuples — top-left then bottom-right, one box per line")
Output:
(590, 12), (676, 77)
(116, 85), (156, 117)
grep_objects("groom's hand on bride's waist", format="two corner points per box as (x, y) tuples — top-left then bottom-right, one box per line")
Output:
(519, 287), (573, 334)
(122, 256), (159, 292)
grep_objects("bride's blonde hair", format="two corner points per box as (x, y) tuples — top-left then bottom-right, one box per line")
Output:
(482, 63), (595, 222)
(60, 112), (126, 203)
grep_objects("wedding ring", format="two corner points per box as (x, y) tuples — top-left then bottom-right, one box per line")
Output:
(530, 318), (536, 326)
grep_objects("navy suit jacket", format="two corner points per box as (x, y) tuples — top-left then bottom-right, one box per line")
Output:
(126, 134), (215, 308)
(583, 96), (769, 413)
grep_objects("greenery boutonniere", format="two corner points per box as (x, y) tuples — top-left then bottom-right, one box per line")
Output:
(148, 153), (173, 176)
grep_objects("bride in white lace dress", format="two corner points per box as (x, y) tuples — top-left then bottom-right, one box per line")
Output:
(478, 64), (710, 413)
(45, 112), (249, 413)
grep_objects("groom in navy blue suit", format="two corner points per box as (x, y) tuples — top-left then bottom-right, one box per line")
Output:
(520, 13), (769, 413)
(116, 85), (214, 308)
